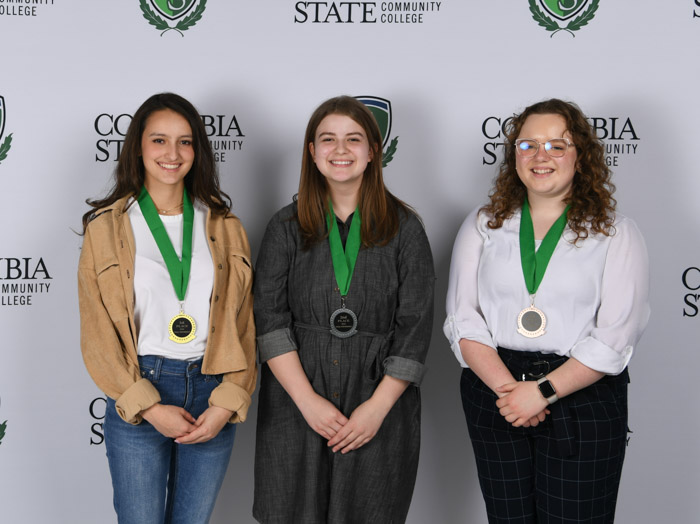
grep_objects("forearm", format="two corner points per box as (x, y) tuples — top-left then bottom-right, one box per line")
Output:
(546, 357), (604, 399)
(459, 338), (514, 397)
(266, 350), (316, 406)
(368, 374), (410, 414)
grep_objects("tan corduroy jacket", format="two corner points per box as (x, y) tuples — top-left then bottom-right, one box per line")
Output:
(78, 195), (256, 425)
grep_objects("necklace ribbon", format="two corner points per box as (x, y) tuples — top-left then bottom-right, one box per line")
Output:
(519, 197), (570, 296)
(326, 201), (361, 297)
(137, 186), (194, 302)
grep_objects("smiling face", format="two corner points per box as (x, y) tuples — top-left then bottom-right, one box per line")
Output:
(515, 113), (577, 204)
(140, 109), (194, 193)
(309, 113), (373, 192)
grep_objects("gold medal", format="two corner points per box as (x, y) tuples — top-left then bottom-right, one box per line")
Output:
(168, 310), (196, 344)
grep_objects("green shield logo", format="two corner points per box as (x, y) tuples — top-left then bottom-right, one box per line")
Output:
(539, 0), (588, 21)
(0, 96), (12, 165)
(150, 0), (196, 21)
(0, 96), (5, 140)
(356, 96), (392, 147)
(355, 96), (399, 168)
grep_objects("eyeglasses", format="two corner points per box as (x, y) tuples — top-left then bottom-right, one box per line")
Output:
(514, 138), (573, 158)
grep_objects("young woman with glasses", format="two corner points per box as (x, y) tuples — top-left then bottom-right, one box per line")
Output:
(444, 98), (650, 523)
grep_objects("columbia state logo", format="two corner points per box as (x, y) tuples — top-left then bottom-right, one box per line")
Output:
(0, 96), (13, 166)
(356, 96), (399, 168)
(528, 0), (599, 37)
(0, 397), (6, 446)
(139, 0), (207, 36)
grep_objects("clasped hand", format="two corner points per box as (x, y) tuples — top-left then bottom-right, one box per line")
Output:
(495, 381), (550, 428)
(140, 403), (233, 443)
(297, 392), (387, 454)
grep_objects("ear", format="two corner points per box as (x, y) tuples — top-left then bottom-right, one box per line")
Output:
(369, 143), (377, 162)
(308, 141), (315, 160)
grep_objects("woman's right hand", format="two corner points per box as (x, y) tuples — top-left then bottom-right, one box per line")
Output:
(140, 403), (196, 439)
(296, 392), (348, 440)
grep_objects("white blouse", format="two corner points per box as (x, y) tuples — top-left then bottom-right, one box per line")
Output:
(443, 207), (650, 375)
(128, 199), (214, 360)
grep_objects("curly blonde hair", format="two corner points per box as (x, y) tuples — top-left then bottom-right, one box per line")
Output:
(482, 99), (616, 242)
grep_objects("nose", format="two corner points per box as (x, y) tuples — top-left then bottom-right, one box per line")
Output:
(164, 141), (179, 160)
(335, 140), (348, 153)
(533, 142), (550, 161)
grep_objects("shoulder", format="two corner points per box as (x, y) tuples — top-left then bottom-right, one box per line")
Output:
(207, 205), (250, 252)
(85, 196), (132, 236)
(610, 212), (646, 244)
(263, 202), (299, 238)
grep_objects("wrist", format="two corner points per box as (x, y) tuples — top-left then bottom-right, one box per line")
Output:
(536, 376), (558, 405)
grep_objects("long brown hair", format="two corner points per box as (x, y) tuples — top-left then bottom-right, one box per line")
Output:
(82, 93), (231, 232)
(482, 99), (616, 242)
(297, 95), (410, 248)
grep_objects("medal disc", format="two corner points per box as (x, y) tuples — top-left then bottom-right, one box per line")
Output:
(329, 308), (358, 338)
(169, 313), (196, 343)
(517, 305), (546, 338)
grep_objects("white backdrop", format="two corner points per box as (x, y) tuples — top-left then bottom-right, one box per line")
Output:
(0, 1), (697, 522)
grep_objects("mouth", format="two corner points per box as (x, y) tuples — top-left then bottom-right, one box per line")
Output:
(158, 162), (181, 170)
(532, 168), (554, 176)
(330, 160), (353, 166)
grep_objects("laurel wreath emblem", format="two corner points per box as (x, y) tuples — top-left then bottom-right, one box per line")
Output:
(139, 0), (207, 37)
(0, 133), (13, 165)
(0, 420), (6, 445)
(528, 0), (599, 37)
(382, 137), (399, 168)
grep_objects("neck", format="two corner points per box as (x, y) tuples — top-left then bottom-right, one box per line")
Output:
(526, 193), (568, 239)
(329, 186), (359, 222)
(144, 181), (185, 214)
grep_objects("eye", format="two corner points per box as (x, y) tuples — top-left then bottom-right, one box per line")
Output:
(153, 138), (165, 144)
(180, 139), (192, 146)
(518, 141), (532, 151)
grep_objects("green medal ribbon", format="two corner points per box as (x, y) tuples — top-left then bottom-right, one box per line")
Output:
(326, 201), (361, 297)
(137, 186), (194, 302)
(519, 197), (570, 296)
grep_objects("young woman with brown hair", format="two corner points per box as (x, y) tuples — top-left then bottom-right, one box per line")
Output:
(444, 98), (650, 523)
(79, 93), (255, 523)
(253, 95), (434, 523)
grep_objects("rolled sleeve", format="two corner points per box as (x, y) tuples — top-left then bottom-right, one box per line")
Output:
(257, 327), (299, 363)
(209, 380), (253, 423)
(383, 356), (426, 386)
(385, 215), (435, 383)
(444, 209), (497, 367)
(569, 217), (650, 375)
(114, 378), (162, 425)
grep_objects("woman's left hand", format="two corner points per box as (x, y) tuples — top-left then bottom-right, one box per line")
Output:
(175, 405), (233, 444)
(327, 398), (387, 454)
(495, 381), (549, 427)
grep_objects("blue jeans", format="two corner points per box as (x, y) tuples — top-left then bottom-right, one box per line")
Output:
(104, 355), (236, 524)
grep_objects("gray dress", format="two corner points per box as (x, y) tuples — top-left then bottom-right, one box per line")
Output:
(253, 202), (435, 524)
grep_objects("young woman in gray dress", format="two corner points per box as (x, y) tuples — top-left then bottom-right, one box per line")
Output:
(253, 95), (434, 523)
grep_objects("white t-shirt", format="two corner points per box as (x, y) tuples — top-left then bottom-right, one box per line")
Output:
(443, 207), (650, 375)
(128, 198), (213, 360)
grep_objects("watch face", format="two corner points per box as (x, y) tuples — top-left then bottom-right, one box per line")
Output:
(538, 379), (556, 398)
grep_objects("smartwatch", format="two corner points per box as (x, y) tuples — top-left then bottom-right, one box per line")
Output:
(537, 377), (558, 405)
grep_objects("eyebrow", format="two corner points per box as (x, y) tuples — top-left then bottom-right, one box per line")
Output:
(147, 132), (193, 139)
(317, 131), (365, 137)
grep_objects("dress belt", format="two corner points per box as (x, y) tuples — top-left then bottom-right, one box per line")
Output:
(497, 347), (629, 457)
(294, 321), (392, 340)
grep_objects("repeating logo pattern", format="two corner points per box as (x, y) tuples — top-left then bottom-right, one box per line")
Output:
(0, 96), (13, 166)
(528, 0), (599, 37)
(140, 0), (207, 36)
(355, 96), (399, 168)
(0, 397), (6, 446)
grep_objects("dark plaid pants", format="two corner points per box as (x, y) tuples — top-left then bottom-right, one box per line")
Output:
(461, 348), (629, 524)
